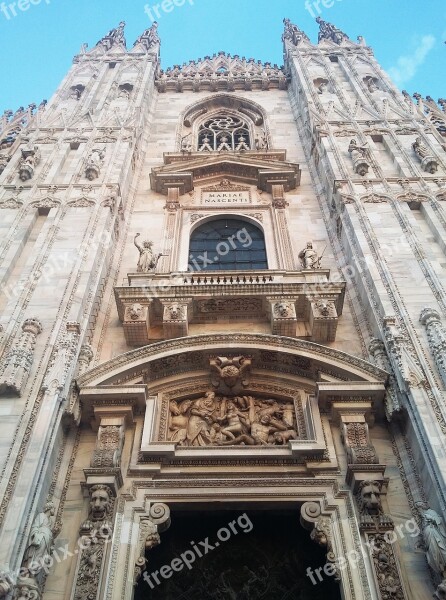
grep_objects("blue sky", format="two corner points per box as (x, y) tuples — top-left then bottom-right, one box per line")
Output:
(0, 0), (444, 111)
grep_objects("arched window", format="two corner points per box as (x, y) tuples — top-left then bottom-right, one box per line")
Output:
(188, 218), (268, 272)
(198, 115), (251, 151)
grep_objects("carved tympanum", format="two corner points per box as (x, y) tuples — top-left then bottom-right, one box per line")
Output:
(168, 392), (297, 447)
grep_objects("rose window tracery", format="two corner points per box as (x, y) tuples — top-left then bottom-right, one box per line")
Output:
(198, 115), (252, 151)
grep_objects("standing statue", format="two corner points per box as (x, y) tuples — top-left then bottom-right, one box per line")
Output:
(134, 234), (161, 273)
(413, 137), (429, 159)
(412, 137), (439, 173)
(298, 242), (321, 269)
(417, 503), (446, 578)
(85, 148), (105, 181)
(22, 502), (55, 577)
(348, 139), (371, 176)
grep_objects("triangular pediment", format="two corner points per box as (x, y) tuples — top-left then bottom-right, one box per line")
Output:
(150, 151), (301, 195)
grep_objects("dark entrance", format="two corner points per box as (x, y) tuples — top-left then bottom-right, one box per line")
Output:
(134, 509), (342, 600)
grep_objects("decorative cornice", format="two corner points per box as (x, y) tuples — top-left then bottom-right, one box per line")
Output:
(156, 52), (287, 93)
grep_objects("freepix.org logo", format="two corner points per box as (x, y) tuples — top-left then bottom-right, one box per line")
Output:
(142, 513), (254, 590)
(0, 0), (50, 20)
(144, 0), (194, 23)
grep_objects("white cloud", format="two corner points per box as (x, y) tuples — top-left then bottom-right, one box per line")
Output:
(388, 35), (436, 87)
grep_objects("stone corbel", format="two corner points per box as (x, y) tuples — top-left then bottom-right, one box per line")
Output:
(84, 404), (134, 489)
(122, 302), (151, 346)
(164, 186), (180, 212)
(161, 298), (191, 339)
(271, 184), (289, 208)
(300, 502), (338, 578)
(268, 298), (297, 336)
(308, 297), (339, 343)
(332, 399), (386, 487)
(134, 503), (171, 584)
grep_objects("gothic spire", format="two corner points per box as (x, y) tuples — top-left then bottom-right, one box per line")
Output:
(133, 21), (161, 52)
(282, 18), (310, 46)
(96, 21), (127, 51)
(316, 17), (349, 45)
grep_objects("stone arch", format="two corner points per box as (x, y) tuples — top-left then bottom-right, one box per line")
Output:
(178, 93), (270, 151)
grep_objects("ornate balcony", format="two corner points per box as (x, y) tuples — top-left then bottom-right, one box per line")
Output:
(114, 269), (346, 346)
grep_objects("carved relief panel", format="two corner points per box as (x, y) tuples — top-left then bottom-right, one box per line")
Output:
(165, 391), (298, 447)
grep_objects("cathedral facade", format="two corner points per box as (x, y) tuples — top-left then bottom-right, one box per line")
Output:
(0, 17), (445, 600)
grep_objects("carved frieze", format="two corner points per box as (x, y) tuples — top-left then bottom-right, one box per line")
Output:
(196, 298), (263, 315)
(366, 533), (406, 600)
(167, 391), (297, 447)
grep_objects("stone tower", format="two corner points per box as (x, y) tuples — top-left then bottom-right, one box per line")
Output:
(0, 17), (445, 600)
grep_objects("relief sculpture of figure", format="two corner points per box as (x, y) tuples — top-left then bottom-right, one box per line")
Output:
(169, 399), (193, 445)
(219, 400), (250, 440)
(186, 391), (218, 446)
(168, 393), (297, 447)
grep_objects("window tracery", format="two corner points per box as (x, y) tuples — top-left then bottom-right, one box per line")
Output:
(198, 115), (252, 152)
